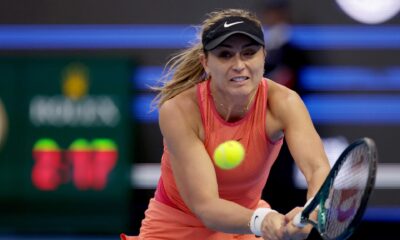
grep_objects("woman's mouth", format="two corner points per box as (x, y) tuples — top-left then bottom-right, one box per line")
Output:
(230, 76), (249, 82)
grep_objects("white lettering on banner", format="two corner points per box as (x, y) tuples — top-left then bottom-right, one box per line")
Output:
(29, 96), (120, 127)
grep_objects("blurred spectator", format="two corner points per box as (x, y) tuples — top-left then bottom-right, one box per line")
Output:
(261, 0), (309, 93)
(0, 99), (7, 149)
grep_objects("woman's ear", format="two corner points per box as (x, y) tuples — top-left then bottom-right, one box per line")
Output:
(199, 53), (209, 74)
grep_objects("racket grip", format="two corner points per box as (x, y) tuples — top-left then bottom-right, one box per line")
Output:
(293, 212), (306, 228)
(293, 197), (314, 228)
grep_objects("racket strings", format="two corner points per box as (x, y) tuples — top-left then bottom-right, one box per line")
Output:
(323, 144), (371, 239)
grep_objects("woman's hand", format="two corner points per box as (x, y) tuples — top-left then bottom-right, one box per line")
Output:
(260, 211), (287, 240)
(282, 207), (313, 240)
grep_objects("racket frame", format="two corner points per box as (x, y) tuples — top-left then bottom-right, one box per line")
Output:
(297, 137), (378, 240)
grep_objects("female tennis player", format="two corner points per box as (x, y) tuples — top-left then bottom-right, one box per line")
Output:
(122, 8), (330, 240)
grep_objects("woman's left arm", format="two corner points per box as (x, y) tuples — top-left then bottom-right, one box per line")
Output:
(275, 88), (330, 200)
(270, 87), (331, 239)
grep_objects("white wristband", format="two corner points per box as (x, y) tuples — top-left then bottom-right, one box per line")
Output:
(249, 208), (277, 236)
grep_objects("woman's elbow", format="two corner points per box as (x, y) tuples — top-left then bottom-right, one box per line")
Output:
(191, 200), (217, 229)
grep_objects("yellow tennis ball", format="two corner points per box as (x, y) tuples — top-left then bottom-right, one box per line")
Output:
(213, 140), (245, 170)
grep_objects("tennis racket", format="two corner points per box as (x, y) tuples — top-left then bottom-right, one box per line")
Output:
(293, 137), (378, 240)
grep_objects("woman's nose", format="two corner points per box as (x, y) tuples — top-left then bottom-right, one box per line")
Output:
(232, 55), (245, 72)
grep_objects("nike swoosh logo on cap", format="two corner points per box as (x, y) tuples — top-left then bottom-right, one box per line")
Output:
(224, 21), (244, 28)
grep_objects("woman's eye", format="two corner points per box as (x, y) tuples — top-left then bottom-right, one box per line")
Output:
(242, 49), (256, 57)
(218, 51), (233, 59)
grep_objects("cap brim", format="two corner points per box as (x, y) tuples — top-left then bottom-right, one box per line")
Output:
(203, 31), (265, 51)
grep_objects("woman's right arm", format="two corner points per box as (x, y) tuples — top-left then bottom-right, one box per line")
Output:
(159, 99), (253, 233)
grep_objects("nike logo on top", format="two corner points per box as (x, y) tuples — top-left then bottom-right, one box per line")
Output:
(224, 21), (244, 28)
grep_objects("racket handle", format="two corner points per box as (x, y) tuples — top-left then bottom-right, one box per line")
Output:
(293, 197), (314, 228)
(293, 211), (306, 228)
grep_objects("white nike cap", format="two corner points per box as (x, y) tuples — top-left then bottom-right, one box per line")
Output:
(202, 16), (265, 51)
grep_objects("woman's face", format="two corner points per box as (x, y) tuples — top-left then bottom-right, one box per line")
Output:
(201, 34), (266, 98)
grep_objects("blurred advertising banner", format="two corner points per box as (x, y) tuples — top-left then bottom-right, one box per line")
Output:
(0, 58), (133, 234)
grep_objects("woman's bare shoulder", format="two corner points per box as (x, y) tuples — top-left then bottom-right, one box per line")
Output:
(267, 79), (300, 108)
(159, 86), (201, 131)
(160, 86), (198, 113)
(265, 80), (305, 129)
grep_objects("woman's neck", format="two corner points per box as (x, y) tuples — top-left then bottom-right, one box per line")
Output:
(211, 87), (257, 122)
